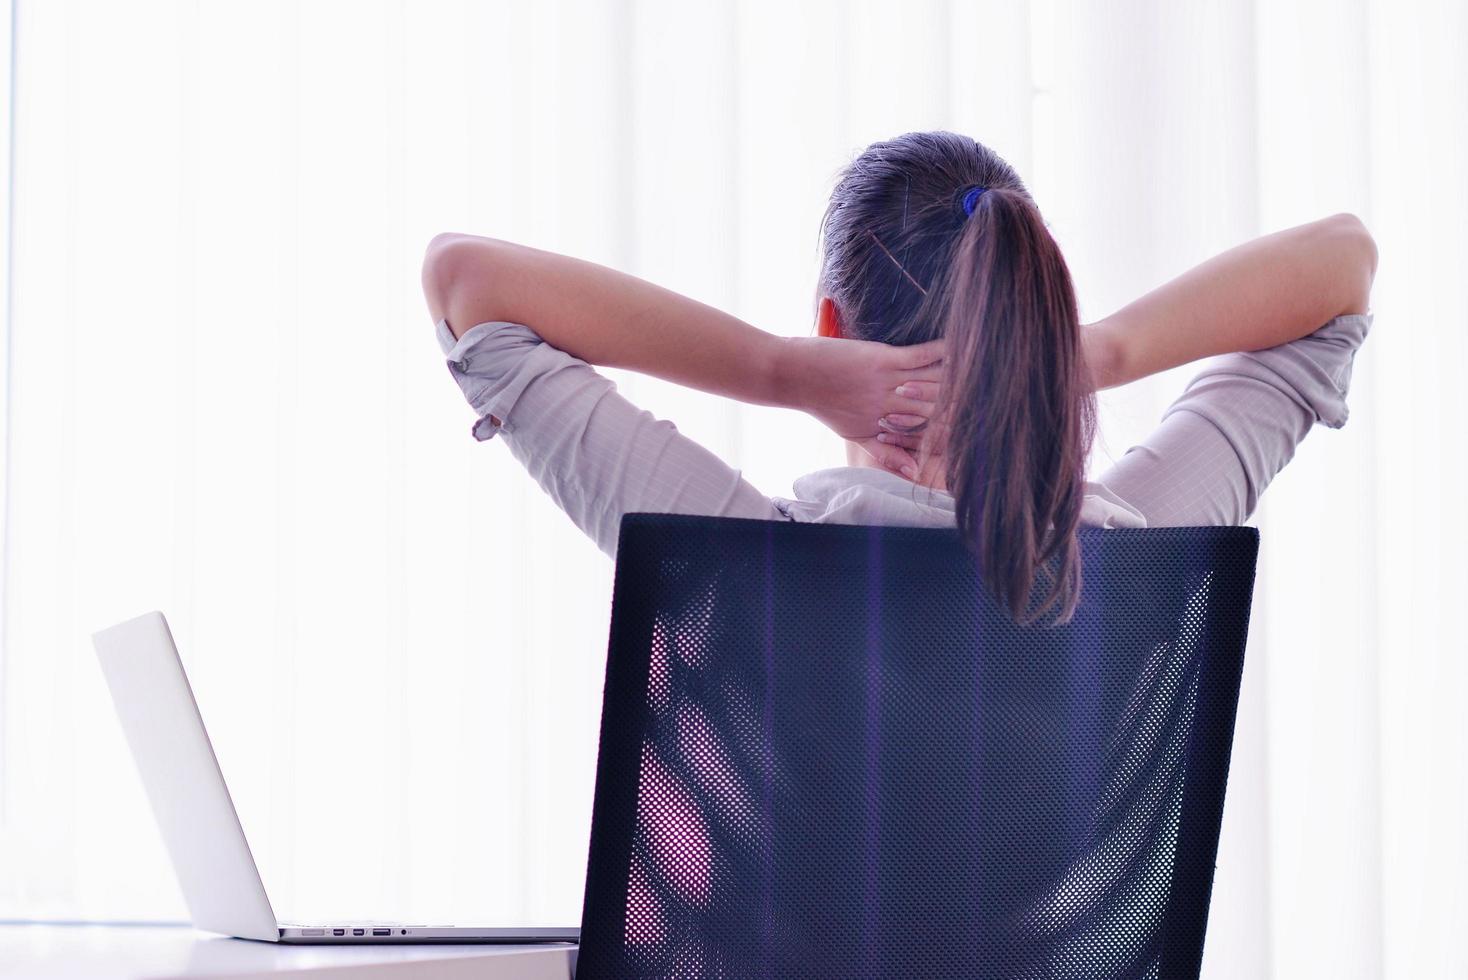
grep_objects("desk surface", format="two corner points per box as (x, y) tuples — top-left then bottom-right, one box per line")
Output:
(0, 924), (576, 979)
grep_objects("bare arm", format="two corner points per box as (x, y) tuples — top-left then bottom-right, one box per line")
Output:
(421, 232), (944, 473)
(425, 233), (792, 406)
(1086, 213), (1378, 390)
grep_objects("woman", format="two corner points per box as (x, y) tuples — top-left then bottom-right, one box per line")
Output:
(421, 131), (1376, 625)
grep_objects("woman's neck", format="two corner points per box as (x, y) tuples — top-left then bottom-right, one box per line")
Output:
(844, 440), (949, 493)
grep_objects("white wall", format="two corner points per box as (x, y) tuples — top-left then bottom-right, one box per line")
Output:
(0, 2), (1463, 976)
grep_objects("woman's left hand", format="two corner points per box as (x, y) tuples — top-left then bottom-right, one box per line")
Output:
(776, 334), (945, 478)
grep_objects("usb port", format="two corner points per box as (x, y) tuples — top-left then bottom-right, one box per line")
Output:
(372, 928), (391, 936)
(332, 929), (345, 936)
(352, 928), (365, 936)
(302, 929), (326, 937)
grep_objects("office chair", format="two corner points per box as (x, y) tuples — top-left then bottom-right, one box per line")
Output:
(577, 514), (1258, 979)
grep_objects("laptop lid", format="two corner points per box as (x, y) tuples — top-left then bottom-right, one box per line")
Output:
(93, 610), (280, 942)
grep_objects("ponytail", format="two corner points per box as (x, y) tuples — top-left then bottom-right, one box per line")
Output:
(939, 188), (1096, 626)
(815, 131), (1097, 625)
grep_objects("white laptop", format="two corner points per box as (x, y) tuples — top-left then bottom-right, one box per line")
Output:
(91, 610), (579, 946)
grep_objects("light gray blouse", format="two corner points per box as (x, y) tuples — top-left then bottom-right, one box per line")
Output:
(434, 312), (1373, 560)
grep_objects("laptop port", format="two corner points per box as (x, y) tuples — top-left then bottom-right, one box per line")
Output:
(332, 929), (345, 936)
(302, 929), (326, 937)
(372, 928), (391, 936)
(352, 928), (365, 936)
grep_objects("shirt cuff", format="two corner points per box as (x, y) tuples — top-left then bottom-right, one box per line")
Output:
(436, 317), (561, 442)
(1231, 312), (1373, 430)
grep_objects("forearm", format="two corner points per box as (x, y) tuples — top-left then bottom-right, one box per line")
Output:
(1090, 213), (1377, 388)
(423, 233), (787, 407)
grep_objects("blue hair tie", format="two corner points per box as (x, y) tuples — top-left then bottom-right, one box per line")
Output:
(961, 185), (988, 216)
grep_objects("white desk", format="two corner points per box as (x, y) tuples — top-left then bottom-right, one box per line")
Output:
(0, 924), (576, 979)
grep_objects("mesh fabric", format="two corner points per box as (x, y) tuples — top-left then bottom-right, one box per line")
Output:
(577, 514), (1258, 980)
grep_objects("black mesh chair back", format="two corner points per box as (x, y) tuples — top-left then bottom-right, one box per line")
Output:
(577, 514), (1259, 979)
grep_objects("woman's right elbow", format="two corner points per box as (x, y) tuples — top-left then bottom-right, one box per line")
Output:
(1322, 212), (1378, 316)
(421, 233), (501, 336)
(421, 233), (463, 323)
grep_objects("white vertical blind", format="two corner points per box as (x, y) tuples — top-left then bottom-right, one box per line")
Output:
(1, 2), (1463, 975)
(1365, 5), (1468, 978)
(1253, 5), (1382, 979)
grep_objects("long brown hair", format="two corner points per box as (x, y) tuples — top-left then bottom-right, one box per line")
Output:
(817, 131), (1097, 626)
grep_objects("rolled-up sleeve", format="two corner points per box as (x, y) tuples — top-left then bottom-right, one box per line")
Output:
(436, 317), (787, 558)
(1092, 312), (1373, 527)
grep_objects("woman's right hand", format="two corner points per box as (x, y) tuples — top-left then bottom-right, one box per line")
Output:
(777, 334), (945, 477)
(869, 322), (1122, 465)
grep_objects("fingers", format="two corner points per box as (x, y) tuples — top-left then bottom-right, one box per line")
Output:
(857, 437), (919, 480)
(899, 337), (946, 369)
(879, 412), (928, 432)
(881, 380), (939, 442)
(893, 379), (940, 404)
(879, 407), (952, 450)
(887, 395), (937, 419)
(876, 414), (926, 450)
(885, 391), (939, 422)
(898, 363), (946, 386)
(876, 430), (924, 451)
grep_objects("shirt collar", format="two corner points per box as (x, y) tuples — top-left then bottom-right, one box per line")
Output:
(792, 465), (1148, 529)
